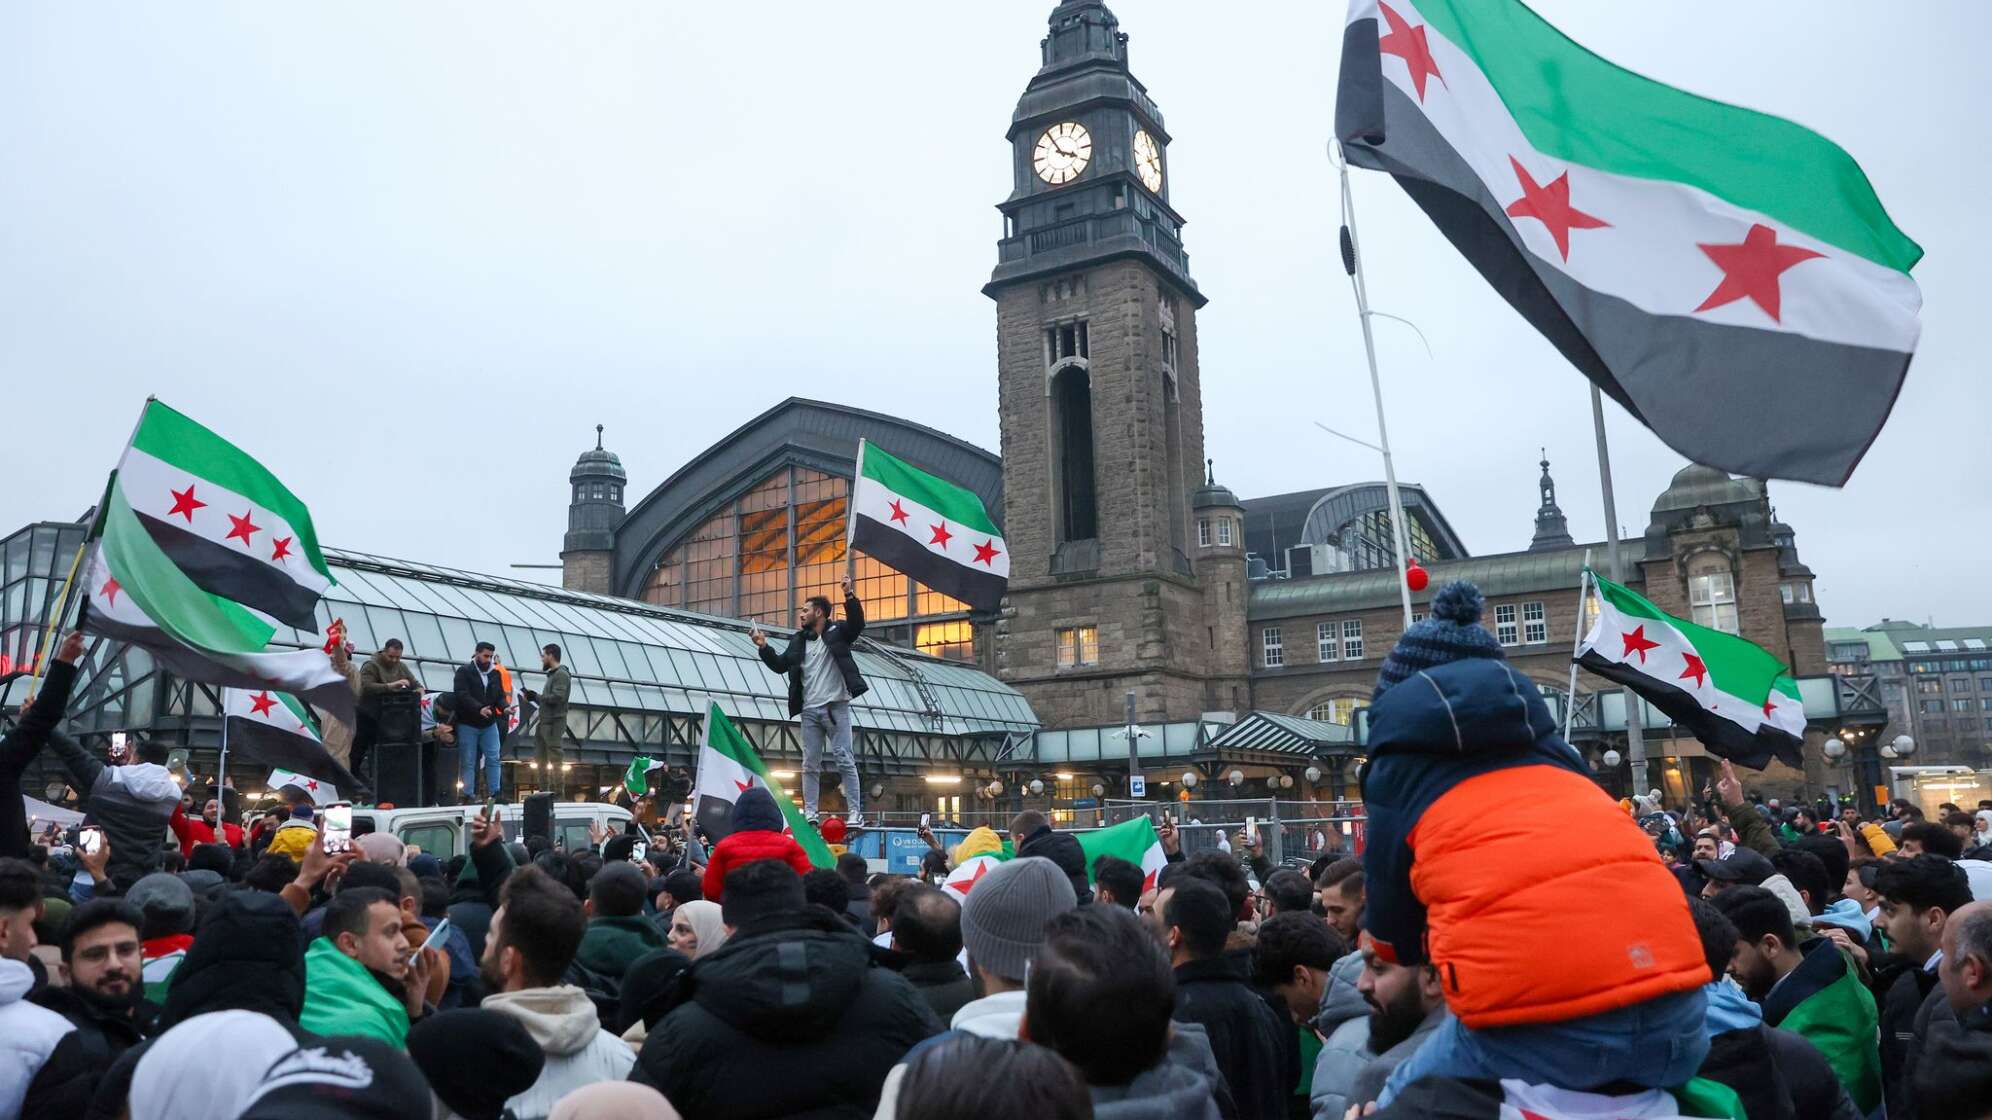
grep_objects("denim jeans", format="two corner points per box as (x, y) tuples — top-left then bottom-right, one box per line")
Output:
(799, 701), (860, 817)
(457, 722), (501, 799)
(1379, 987), (1709, 1105)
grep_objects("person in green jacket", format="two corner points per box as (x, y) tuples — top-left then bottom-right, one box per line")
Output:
(300, 886), (435, 1047)
(574, 863), (668, 980)
(1713, 884), (1882, 1115)
(523, 643), (572, 794)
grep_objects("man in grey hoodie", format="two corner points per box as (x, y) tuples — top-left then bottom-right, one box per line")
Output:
(44, 729), (181, 892)
(1310, 932), (1449, 1120)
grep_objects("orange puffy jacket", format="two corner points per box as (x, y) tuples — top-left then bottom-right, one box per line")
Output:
(1360, 659), (1707, 1028)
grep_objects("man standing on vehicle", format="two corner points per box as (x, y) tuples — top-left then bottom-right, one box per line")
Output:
(522, 644), (571, 799)
(751, 576), (867, 826)
(454, 642), (509, 803)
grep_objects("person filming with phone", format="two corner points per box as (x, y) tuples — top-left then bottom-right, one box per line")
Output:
(750, 574), (868, 827)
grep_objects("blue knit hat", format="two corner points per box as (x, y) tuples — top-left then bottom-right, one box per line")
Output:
(1372, 581), (1507, 699)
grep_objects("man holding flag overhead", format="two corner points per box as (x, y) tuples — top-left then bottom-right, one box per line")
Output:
(750, 575), (869, 827)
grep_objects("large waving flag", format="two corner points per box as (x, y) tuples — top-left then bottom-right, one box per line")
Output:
(850, 440), (1007, 612)
(944, 816), (1169, 899)
(1578, 571), (1805, 770)
(1336, 0), (1921, 486)
(81, 400), (352, 720)
(691, 702), (833, 868)
(224, 687), (360, 795)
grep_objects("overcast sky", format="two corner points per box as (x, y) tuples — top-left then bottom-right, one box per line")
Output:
(3, 2), (1985, 631)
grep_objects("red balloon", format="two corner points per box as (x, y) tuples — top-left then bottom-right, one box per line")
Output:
(1406, 563), (1430, 593)
(818, 816), (847, 843)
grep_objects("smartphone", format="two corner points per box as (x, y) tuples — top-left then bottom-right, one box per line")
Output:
(410, 917), (451, 967)
(919, 811), (931, 829)
(323, 802), (353, 854)
(1245, 816), (1259, 845)
(78, 826), (105, 856)
(629, 841), (648, 865)
(107, 733), (129, 764)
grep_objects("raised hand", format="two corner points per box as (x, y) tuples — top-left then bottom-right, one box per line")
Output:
(1715, 759), (1744, 806)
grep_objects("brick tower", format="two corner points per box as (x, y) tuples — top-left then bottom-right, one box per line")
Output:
(988, 1), (1234, 727)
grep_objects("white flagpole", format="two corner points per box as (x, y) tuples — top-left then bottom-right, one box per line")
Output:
(845, 438), (866, 586)
(1564, 553), (1592, 744)
(1335, 147), (1416, 630)
(1590, 388), (1649, 795)
(215, 687), (231, 813)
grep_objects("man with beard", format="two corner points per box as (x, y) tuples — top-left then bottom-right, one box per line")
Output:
(22, 900), (156, 1116)
(1309, 931), (1448, 1120)
(1713, 884), (1881, 1115)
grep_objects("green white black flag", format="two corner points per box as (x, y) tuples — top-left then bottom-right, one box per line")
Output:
(849, 440), (1006, 612)
(223, 686), (360, 793)
(691, 702), (832, 868)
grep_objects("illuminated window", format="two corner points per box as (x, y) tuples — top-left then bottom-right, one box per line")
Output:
(1688, 563), (1739, 634)
(915, 620), (976, 662)
(1057, 626), (1099, 669)
(1307, 698), (1359, 725)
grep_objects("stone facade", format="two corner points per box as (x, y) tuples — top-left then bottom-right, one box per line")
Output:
(560, 549), (613, 597)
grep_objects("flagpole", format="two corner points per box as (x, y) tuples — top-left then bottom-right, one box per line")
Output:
(845, 439), (865, 586)
(1564, 552), (1592, 744)
(215, 687), (231, 813)
(1590, 385), (1650, 795)
(1335, 145), (1416, 630)
(26, 537), (89, 696)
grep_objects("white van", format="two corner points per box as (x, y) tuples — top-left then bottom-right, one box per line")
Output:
(351, 801), (636, 863)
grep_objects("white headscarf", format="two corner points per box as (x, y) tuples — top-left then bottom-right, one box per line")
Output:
(672, 900), (730, 960)
(130, 1010), (297, 1120)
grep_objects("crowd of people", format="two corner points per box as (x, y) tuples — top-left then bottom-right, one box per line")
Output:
(1, 579), (1990, 1119)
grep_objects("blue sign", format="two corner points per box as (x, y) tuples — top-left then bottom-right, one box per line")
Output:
(1129, 774), (1146, 798)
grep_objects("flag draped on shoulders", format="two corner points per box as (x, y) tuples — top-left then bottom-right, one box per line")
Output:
(849, 440), (1008, 612)
(692, 702), (833, 868)
(1335, 0), (1921, 486)
(1578, 570), (1805, 770)
(81, 400), (352, 721)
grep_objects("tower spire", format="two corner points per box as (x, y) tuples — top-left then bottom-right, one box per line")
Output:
(596, 423), (604, 450)
(1529, 451), (1575, 551)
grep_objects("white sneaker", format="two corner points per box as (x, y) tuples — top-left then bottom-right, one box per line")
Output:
(845, 811), (865, 828)
(805, 811), (820, 825)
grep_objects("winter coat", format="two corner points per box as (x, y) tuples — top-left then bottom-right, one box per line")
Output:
(632, 907), (940, 1120)
(900, 958), (975, 1023)
(266, 819), (317, 861)
(1697, 978), (1860, 1120)
(20, 986), (157, 1118)
(298, 936), (411, 1046)
(0, 958), (74, 1120)
(168, 803), (242, 857)
(1913, 1003), (1992, 1118)
(0, 659), (76, 864)
(43, 731), (181, 890)
(576, 914), (670, 981)
(453, 660), (509, 730)
(1878, 960), (1940, 1119)
(1361, 659), (1705, 1028)
(950, 989), (1027, 1039)
(757, 593), (869, 716)
(1171, 955), (1292, 1120)
(481, 985), (636, 1120)
(158, 888), (309, 1031)
(1760, 937), (1882, 1114)
(531, 663), (571, 750)
(1015, 824), (1094, 906)
(1311, 950), (1367, 1037)
(1309, 1003), (1447, 1120)
(447, 834), (515, 962)
(701, 789), (815, 902)
(1091, 1022), (1228, 1120)
(1371, 1077), (1700, 1120)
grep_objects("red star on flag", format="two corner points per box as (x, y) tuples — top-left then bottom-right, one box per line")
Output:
(98, 577), (121, 605)
(1142, 867), (1158, 893)
(972, 539), (1001, 566)
(270, 536), (293, 561)
(1620, 625), (1660, 664)
(735, 778), (753, 795)
(1504, 157), (1609, 261)
(888, 499), (910, 526)
(305, 779), (319, 792)
(419, 694), (433, 710)
(1679, 652), (1708, 690)
(167, 484), (206, 523)
(1762, 696), (1778, 718)
(1377, 1), (1444, 101)
(946, 860), (991, 897)
(1695, 223), (1824, 323)
(248, 691), (278, 717)
(225, 510), (261, 546)
(929, 521), (953, 549)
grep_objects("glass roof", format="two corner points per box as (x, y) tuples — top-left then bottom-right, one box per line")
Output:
(288, 548), (1038, 737)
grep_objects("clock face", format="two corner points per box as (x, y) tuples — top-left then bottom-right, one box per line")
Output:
(1034, 122), (1093, 185)
(1133, 129), (1163, 192)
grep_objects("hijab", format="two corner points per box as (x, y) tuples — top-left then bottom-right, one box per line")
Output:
(672, 900), (729, 959)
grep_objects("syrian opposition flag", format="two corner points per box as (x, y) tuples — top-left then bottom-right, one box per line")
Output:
(850, 440), (1007, 612)
(1578, 571), (1805, 770)
(269, 768), (339, 806)
(224, 686), (362, 793)
(943, 817), (1170, 899)
(691, 702), (833, 868)
(623, 756), (663, 798)
(1336, 1), (1921, 486)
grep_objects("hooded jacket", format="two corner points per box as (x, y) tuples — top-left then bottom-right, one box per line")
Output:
(701, 788), (815, 903)
(1360, 658), (1707, 1028)
(159, 889), (309, 1031)
(1015, 825), (1094, 906)
(0, 958), (75, 1120)
(633, 908), (939, 1119)
(1090, 1025), (1228, 1120)
(481, 985), (635, 1120)
(43, 731), (182, 890)
(20, 985), (157, 1118)
(298, 936), (412, 1046)
(1310, 1003), (1448, 1120)
(1311, 950), (1368, 1037)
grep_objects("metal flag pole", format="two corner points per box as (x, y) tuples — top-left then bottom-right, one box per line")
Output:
(1334, 144), (1416, 630)
(1564, 551), (1593, 744)
(1590, 386), (1649, 795)
(215, 687), (231, 812)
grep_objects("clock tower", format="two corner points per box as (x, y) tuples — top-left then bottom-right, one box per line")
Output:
(989, 1), (1246, 728)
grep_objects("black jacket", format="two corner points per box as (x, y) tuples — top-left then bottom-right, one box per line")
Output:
(452, 662), (509, 729)
(631, 907), (939, 1119)
(0, 658), (76, 861)
(21, 986), (157, 1118)
(1913, 1003), (1991, 1118)
(1701, 1021), (1862, 1120)
(1016, 825), (1094, 906)
(900, 957), (976, 1024)
(1879, 959), (1942, 1120)
(1171, 956), (1292, 1120)
(757, 595), (868, 716)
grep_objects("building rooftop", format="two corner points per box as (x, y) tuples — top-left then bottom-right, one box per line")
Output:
(1248, 539), (1642, 622)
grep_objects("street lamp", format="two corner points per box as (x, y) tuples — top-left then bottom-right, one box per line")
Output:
(1892, 734), (1916, 758)
(988, 780), (1005, 797)
(1603, 748), (1623, 769)
(1028, 778), (1044, 795)
(1823, 737), (1846, 761)
(1181, 771), (1198, 788)
(1227, 769), (1244, 787)
(1305, 766), (1322, 783)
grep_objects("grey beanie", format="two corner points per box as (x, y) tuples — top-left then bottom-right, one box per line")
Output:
(128, 871), (197, 933)
(959, 856), (1078, 983)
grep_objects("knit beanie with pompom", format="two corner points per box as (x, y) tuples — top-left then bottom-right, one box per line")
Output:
(1372, 581), (1508, 699)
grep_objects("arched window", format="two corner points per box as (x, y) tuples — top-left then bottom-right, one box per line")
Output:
(1307, 698), (1360, 725)
(1051, 366), (1098, 541)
